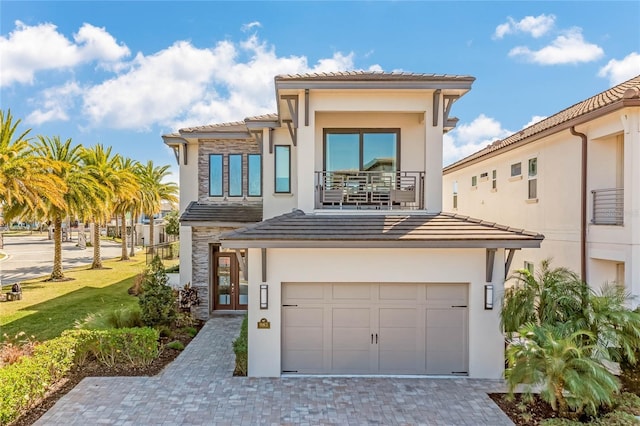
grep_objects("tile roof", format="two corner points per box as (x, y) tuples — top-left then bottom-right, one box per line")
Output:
(444, 75), (640, 172)
(179, 121), (249, 134)
(245, 113), (279, 121)
(275, 71), (475, 82)
(220, 210), (544, 249)
(180, 202), (262, 223)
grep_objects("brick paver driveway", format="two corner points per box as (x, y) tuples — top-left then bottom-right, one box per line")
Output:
(36, 315), (513, 425)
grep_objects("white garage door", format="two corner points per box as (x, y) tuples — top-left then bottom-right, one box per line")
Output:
(282, 283), (468, 375)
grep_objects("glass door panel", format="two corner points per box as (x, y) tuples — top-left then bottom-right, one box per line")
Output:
(363, 132), (397, 172)
(325, 133), (359, 173)
(238, 278), (248, 308)
(216, 255), (232, 308)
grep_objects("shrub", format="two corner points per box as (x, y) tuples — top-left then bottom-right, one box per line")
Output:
(175, 312), (197, 329)
(232, 314), (248, 376)
(75, 307), (144, 330)
(184, 326), (198, 338)
(593, 411), (640, 426)
(613, 392), (640, 416)
(0, 332), (37, 367)
(139, 256), (176, 327)
(166, 340), (184, 351)
(128, 272), (145, 296)
(540, 419), (582, 426)
(0, 335), (76, 425)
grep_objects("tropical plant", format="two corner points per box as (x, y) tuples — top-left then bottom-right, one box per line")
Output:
(506, 323), (619, 417)
(138, 256), (176, 327)
(164, 209), (179, 241)
(0, 110), (65, 219)
(32, 136), (105, 280)
(113, 156), (140, 261)
(136, 161), (178, 252)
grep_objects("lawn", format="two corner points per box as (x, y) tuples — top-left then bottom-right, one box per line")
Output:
(0, 257), (148, 341)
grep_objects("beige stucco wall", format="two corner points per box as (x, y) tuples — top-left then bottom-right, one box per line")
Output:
(443, 108), (640, 299)
(246, 247), (506, 379)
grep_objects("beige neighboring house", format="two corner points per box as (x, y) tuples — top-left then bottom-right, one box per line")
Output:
(164, 72), (543, 378)
(443, 76), (640, 301)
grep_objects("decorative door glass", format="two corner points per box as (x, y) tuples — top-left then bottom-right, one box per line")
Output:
(217, 256), (231, 305)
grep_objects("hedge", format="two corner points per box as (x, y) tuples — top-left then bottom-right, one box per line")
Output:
(0, 327), (160, 425)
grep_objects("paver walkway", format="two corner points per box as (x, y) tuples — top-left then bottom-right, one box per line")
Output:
(36, 315), (513, 425)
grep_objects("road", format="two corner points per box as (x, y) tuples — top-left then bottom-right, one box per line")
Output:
(0, 233), (125, 285)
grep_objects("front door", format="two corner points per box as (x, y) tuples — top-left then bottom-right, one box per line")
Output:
(213, 252), (248, 310)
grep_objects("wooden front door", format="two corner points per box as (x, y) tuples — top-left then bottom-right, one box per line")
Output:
(213, 252), (247, 310)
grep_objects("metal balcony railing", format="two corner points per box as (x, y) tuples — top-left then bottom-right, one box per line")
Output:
(315, 171), (425, 210)
(592, 188), (624, 226)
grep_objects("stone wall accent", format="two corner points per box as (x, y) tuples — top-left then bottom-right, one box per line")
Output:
(190, 225), (237, 320)
(198, 139), (261, 202)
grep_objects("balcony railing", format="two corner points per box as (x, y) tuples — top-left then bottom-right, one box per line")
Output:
(592, 188), (624, 226)
(315, 171), (425, 210)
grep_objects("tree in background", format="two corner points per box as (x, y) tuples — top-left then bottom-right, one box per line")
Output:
(137, 161), (178, 253)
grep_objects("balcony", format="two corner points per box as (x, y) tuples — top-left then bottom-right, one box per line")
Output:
(315, 171), (425, 210)
(592, 188), (624, 226)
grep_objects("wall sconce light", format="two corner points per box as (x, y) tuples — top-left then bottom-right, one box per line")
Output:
(260, 284), (268, 309)
(484, 284), (494, 310)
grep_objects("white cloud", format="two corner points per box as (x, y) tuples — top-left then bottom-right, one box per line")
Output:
(443, 114), (512, 166)
(493, 14), (555, 39)
(598, 52), (640, 86)
(26, 81), (83, 124)
(0, 21), (130, 86)
(241, 21), (262, 32)
(508, 28), (603, 65)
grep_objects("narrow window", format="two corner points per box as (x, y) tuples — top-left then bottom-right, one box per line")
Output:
(480, 172), (488, 180)
(274, 145), (291, 193)
(453, 181), (458, 209)
(511, 162), (521, 177)
(471, 176), (477, 187)
(528, 158), (538, 199)
(228, 154), (243, 197)
(524, 261), (534, 274)
(248, 154), (262, 197)
(492, 170), (497, 190)
(209, 154), (223, 196)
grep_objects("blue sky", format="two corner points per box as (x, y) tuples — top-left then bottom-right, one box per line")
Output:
(1, 1), (639, 182)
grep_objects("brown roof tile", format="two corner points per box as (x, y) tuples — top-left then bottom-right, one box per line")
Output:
(180, 202), (262, 223)
(275, 71), (475, 82)
(220, 210), (543, 248)
(444, 75), (640, 172)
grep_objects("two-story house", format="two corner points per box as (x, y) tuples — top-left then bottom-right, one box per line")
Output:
(164, 72), (543, 379)
(443, 76), (640, 301)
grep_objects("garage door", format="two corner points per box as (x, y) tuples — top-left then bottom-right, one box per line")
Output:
(282, 283), (468, 375)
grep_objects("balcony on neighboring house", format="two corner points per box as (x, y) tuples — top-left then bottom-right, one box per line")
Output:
(315, 171), (425, 210)
(592, 188), (624, 225)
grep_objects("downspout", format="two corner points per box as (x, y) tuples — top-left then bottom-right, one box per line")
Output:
(570, 126), (587, 282)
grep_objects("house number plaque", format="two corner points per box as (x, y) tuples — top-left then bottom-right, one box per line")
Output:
(257, 318), (271, 329)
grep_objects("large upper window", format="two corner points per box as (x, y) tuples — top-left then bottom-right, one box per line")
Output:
(324, 129), (399, 172)
(248, 154), (262, 196)
(274, 145), (291, 193)
(228, 154), (243, 197)
(209, 154), (223, 196)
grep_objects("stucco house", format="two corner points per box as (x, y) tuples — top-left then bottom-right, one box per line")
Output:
(163, 72), (543, 378)
(443, 76), (640, 301)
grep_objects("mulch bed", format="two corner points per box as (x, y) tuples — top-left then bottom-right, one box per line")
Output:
(489, 393), (566, 425)
(10, 327), (201, 426)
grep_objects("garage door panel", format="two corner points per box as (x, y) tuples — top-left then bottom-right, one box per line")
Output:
(380, 307), (418, 328)
(379, 350), (420, 374)
(283, 282), (324, 300)
(379, 283), (419, 301)
(426, 349), (467, 375)
(283, 350), (324, 373)
(284, 307), (324, 327)
(425, 284), (467, 306)
(426, 308), (468, 375)
(332, 283), (371, 300)
(332, 307), (370, 327)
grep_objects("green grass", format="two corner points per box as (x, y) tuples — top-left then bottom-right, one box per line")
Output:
(0, 257), (147, 342)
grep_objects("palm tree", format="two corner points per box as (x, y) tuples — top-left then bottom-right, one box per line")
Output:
(0, 110), (65, 215)
(112, 156), (140, 261)
(136, 161), (178, 253)
(506, 323), (618, 417)
(33, 136), (103, 280)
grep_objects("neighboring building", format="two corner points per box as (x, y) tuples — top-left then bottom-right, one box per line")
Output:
(164, 72), (543, 378)
(443, 76), (640, 301)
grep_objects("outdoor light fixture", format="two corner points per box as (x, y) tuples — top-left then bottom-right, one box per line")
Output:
(260, 284), (268, 309)
(484, 284), (494, 310)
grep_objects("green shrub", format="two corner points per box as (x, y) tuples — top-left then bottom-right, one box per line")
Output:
(166, 340), (184, 351)
(540, 419), (582, 426)
(64, 328), (160, 367)
(232, 314), (248, 376)
(184, 326), (198, 338)
(75, 307), (143, 330)
(613, 392), (640, 416)
(0, 335), (77, 425)
(139, 256), (176, 327)
(593, 410), (640, 426)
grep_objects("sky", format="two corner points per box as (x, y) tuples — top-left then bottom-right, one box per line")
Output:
(1, 1), (639, 183)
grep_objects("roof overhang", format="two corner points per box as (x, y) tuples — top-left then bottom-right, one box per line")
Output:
(221, 239), (542, 249)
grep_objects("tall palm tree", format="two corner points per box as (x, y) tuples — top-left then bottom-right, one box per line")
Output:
(33, 136), (103, 280)
(136, 161), (178, 253)
(0, 110), (65, 215)
(112, 156), (140, 261)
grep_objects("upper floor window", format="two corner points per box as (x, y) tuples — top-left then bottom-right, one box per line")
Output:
(228, 154), (243, 197)
(511, 162), (522, 177)
(492, 170), (497, 190)
(528, 158), (538, 199)
(453, 181), (458, 209)
(209, 154), (223, 197)
(471, 176), (477, 187)
(324, 129), (399, 172)
(275, 145), (291, 193)
(248, 154), (262, 197)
